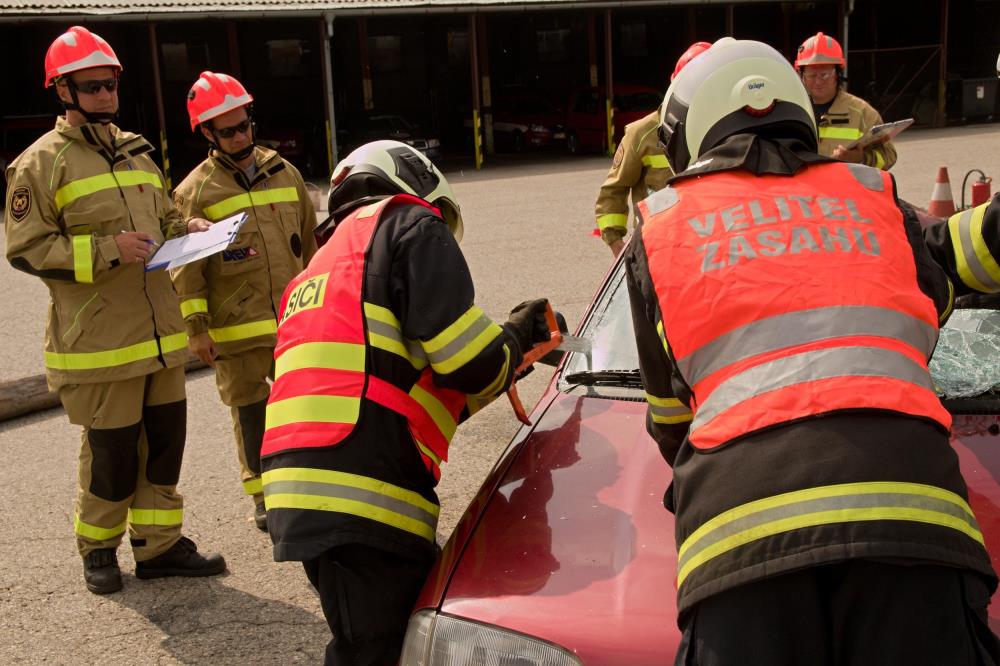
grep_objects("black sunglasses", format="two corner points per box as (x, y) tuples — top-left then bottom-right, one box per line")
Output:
(72, 77), (119, 94)
(214, 119), (252, 139)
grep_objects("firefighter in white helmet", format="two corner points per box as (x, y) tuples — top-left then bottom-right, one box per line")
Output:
(627, 37), (999, 663)
(4, 26), (225, 594)
(260, 140), (551, 664)
(171, 71), (317, 531)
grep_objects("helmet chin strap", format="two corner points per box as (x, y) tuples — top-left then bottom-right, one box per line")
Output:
(63, 80), (118, 125)
(207, 118), (257, 163)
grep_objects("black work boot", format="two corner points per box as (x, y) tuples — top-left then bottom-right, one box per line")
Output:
(83, 548), (122, 595)
(135, 537), (226, 579)
(254, 501), (268, 532)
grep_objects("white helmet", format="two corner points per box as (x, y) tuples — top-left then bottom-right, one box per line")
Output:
(996, 52), (1000, 78)
(327, 140), (463, 242)
(659, 38), (817, 172)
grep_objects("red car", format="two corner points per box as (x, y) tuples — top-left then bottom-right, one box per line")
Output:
(399, 249), (1000, 664)
(490, 92), (567, 152)
(564, 84), (662, 154)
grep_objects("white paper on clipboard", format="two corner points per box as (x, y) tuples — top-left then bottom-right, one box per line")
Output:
(844, 118), (914, 151)
(145, 212), (248, 272)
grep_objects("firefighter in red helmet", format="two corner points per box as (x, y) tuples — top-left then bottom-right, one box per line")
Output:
(795, 31), (897, 169)
(594, 41), (711, 257)
(171, 71), (317, 531)
(4, 26), (224, 594)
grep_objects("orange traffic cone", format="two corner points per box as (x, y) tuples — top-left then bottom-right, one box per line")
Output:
(928, 166), (956, 218)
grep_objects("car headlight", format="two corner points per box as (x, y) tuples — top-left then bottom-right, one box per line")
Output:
(400, 610), (582, 666)
(529, 124), (548, 133)
(427, 139), (441, 148)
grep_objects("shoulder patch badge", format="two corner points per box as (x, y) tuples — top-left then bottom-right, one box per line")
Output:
(9, 186), (31, 222)
(612, 144), (625, 169)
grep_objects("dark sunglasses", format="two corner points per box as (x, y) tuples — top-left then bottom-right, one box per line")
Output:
(214, 119), (252, 139)
(72, 77), (119, 94)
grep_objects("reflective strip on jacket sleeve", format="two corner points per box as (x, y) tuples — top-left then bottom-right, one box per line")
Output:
(641, 155), (670, 169)
(645, 392), (693, 424)
(818, 127), (864, 141)
(676, 481), (983, 588)
(262, 467), (440, 542)
(209, 318), (278, 343)
(597, 213), (628, 231)
(947, 203), (1000, 293)
(364, 302), (428, 369)
(421, 305), (503, 375)
(45, 332), (187, 370)
(55, 170), (163, 211)
(72, 233), (93, 283)
(202, 187), (300, 221)
(180, 298), (209, 318)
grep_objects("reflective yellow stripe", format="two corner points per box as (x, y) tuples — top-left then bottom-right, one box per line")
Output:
(264, 467), (439, 515)
(128, 508), (183, 526)
(422, 306), (503, 375)
(265, 394), (361, 430)
(416, 440), (442, 466)
(641, 154), (670, 169)
(597, 213), (628, 231)
(180, 298), (209, 318)
(656, 320), (669, 355)
(243, 477), (263, 495)
(209, 319), (277, 343)
(410, 384), (458, 442)
(645, 392), (694, 424)
(202, 186), (300, 220)
(265, 492), (436, 541)
(72, 233), (93, 284)
(873, 149), (886, 169)
(275, 341), (366, 380)
(476, 344), (511, 399)
(74, 514), (127, 541)
(818, 126), (864, 141)
(45, 332), (187, 370)
(949, 203), (1000, 292)
(676, 481), (982, 587)
(941, 278), (955, 324)
(364, 302), (428, 369)
(55, 170), (163, 211)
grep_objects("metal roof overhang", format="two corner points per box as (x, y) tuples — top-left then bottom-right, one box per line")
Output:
(0, 0), (802, 23)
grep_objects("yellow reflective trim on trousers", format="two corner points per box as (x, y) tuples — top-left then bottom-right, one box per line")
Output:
(597, 213), (628, 231)
(55, 170), (163, 211)
(210, 319), (277, 343)
(265, 394), (361, 430)
(128, 507), (184, 526)
(641, 154), (670, 169)
(676, 481), (982, 587)
(202, 186), (300, 221)
(180, 298), (209, 318)
(818, 126), (864, 141)
(274, 341), (366, 380)
(409, 384), (458, 442)
(45, 332), (188, 370)
(265, 492), (435, 541)
(243, 477), (263, 495)
(73, 233), (93, 284)
(263, 467), (440, 516)
(74, 514), (127, 541)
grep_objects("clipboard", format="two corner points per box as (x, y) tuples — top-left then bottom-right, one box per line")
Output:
(145, 212), (248, 272)
(844, 118), (913, 151)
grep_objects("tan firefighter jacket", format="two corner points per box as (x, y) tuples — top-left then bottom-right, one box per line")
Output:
(594, 110), (673, 247)
(171, 146), (317, 356)
(816, 90), (897, 170)
(4, 117), (188, 390)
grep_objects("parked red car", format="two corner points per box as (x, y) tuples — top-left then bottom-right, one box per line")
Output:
(490, 92), (567, 152)
(564, 84), (662, 154)
(399, 245), (1000, 664)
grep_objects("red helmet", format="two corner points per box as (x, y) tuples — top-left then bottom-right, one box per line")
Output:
(672, 41), (712, 82)
(795, 31), (845, 69)
(44, 26), (121, 88)
(186, 71), (254, 131)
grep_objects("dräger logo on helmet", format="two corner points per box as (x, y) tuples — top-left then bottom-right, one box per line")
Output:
(747, 81), (766, 91)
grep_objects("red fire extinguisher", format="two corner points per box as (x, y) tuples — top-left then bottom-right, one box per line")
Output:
(962, 169), (993, 209)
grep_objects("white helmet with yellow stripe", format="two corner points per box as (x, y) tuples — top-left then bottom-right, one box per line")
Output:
(327, 140), (463, 242)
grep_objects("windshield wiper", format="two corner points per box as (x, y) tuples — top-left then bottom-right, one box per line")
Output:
(564, 369), (644, 388)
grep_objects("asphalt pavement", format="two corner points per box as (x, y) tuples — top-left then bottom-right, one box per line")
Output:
(2, 125), (1000, 663)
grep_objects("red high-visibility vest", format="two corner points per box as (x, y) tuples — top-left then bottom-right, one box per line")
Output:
(638, 162), (951, 449)
(261, 194), (468, 479)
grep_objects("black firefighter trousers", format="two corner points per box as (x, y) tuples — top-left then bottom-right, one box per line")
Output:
(303, 543), (433, 666)
(675, 560), (1000, 666)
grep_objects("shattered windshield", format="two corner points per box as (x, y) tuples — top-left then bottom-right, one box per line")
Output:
(561, 261), (1000, 401)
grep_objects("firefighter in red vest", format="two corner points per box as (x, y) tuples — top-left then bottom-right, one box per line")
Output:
(626, 38), (999, 664)
(260, 140), (550, 665)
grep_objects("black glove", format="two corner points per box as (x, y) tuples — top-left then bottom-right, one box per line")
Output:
(504, 298), (551, 354)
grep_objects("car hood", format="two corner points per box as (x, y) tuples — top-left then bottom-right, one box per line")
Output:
(440, 388), (680, 664)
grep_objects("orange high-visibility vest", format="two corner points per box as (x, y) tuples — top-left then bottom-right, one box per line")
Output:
(638, 162), (951, 449)
(261, 194), (467, 479)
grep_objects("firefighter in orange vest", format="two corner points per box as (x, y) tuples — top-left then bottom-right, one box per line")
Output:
(594, 41), (710, 257)
(260, 140), (550, 665)
(4, 26), (225, 595)
(796, 31), (897, 170)
(626, 38), (998, 663)
(172, 71), (317, 531)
